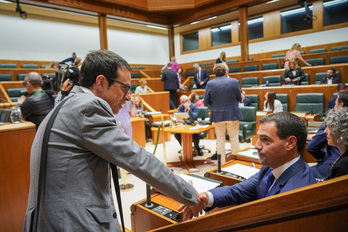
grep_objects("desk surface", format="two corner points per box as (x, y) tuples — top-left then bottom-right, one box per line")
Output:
(0, 121), (35, 132)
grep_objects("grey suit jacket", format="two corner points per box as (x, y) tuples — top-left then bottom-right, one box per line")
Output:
(23, 86), (197, 232)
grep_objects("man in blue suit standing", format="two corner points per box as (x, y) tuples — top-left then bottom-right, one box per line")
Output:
(193, 63), (210, 89)
(204, 63), (242, 163)
(179, 112), (316, 220)
(161, 62), (180, 109)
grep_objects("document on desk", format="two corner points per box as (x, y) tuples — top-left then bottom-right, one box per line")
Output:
(237, 148), (259, 159)
(189, 125), (209, 130)
(221, 163), (259, 179)
(179, 174), (221, 193)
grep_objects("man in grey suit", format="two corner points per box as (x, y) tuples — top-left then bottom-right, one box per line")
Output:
(23, 50), (198, 231)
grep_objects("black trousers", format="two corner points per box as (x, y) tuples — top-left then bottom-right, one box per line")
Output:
(168, 90), (177, 109)
(174, 133), (201, 152)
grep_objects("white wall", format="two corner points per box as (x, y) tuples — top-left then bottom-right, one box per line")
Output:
(0, 13), (169, 64)
(175, 27), (348, 64)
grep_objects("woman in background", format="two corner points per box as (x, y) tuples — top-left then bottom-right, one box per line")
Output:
(171, 56), (179, 72)
(177, 67), (187, 90)
(323, 108), (348, 180)
(284, 43), (311, 69)
(283, 59), (306, 85)
(190, 92), (204, 107)
(216, 51), (226, 64)
(263, 91), (283, 113)
(135, 79), (148, 94)
(134, 95), (151, 140)
(114, 98), (135, 137)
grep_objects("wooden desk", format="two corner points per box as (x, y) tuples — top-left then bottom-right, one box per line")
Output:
(131, 117), (146, 147)
(0, 121), (36, 232)
(160, 124), (215, 172)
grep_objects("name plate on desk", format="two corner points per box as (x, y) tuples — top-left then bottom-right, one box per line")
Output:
(221, 163), (259, 180)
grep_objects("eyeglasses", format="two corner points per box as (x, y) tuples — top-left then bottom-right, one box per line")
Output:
(109, 77), (131, 98)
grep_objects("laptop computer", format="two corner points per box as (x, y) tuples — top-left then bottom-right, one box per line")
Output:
(173, 112), (189, 123)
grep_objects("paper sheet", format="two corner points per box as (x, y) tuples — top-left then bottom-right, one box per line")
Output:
(189, 125), (209, 130)
(179, 174), (220, 193)
(221, 163), (259, 179)
(237, 148), (259, 159)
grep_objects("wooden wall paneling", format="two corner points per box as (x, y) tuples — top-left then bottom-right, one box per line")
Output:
(139, 91), (170, 113)
(231, 20), (240, 46)
(239, 6), (249, 62)
(98, 13), (108, 50)
(168, 26), (175, 60)
(131, 117), (146, 147)
(312, 0), (324, 32)
(263, 10), (281, 40)
(199, 28), (211, 51)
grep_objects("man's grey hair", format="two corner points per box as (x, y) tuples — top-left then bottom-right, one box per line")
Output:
(325, 107), (348, 149)
(24, 72), (42, 86)
(193, 63), (200, 68)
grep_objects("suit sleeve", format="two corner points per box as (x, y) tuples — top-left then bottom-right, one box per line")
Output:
(203, 70), (210, 84)
(189, 104), (199, 120)
(80, 99), (198, 206)
(283, 70), (289, 82)
(203, 83), (212, 106)
(306, 124), (327, 160)
(298, 68), (305, 82)
(161, 72), (165, 82)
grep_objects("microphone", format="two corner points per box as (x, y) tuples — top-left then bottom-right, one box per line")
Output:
(217, 153), (222, 174)
(144, 184), (153, 208)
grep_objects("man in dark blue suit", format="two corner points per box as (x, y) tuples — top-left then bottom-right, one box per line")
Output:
(241, 90), (252, 107)
(193, 63), (210, 89)
(320, 68), (340, 84)
(161, 62), (179, 109)
(325, 83), (347, 112)
(179, 112), (316, 220)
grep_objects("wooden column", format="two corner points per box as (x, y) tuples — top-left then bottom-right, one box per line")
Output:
(239, 6), (249, 62)
(168, 26), (175, 60)
(98, 13), (108, 50)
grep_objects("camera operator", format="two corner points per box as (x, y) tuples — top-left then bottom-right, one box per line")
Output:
(16, 72), (54, 129)
(54, 65), (80, 104)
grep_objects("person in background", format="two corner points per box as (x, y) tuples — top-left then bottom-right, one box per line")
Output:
(283, 59), (305, 85)
(178, 112), (316, 221)
(284, 43), (311, 69)
(323, 107), (348, 180)
(135, 79), (148, 94)
(171, 56), (179, 72)
(326, 83), (347, 112)
(306, 91), (348, 179)
(216, 51), (226, 64)
(190, 92), (204, 107)
(161, 62), (180, 109)
(133, 95), (151, 141)
(174, 95), (203, 156)
(16, 72), (54, 129)
(204, 63), (242, 163)
(59, 52), (81, 67)
(193, 63), (210, 89)
(320, 68), (340, 84)
(114, 98), (135, 137)
(240, 90), (252, 107)
(177, 67), (187, 91)
(263, 91), (283, 113)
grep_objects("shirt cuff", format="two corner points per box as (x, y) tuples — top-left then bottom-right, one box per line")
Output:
(206, 191), (214, 207)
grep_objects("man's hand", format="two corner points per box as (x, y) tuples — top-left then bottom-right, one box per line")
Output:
(178, 192), (208, 221)
(176, 89), (180, 93)
(17, 95), (26, 104)
(285, 78), (290, 82)
(199, 81), (204, 86)
(62, 78), (73, 92)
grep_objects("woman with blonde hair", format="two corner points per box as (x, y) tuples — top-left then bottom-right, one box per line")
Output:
(216, 51), (226, 64)
(135, 79), (148, 94)
(284, 43), (311, 69)
(283, 59), (306, 85)
(263, 91), (283, 113)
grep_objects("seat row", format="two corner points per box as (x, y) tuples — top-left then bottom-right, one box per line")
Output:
(0, 73), (55, 82)
(271, 45), (348, 58)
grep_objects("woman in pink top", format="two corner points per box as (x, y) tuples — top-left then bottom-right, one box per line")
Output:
(191, 92), (205, 107)
(171, 56), (179, 72)
(284, 43), (311, 69)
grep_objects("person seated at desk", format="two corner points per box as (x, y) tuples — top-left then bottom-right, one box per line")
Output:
(263, 91), (283, 113)
(326, 83), (347, 112)
(133, 95), (151, 140)
(323, 107), (348, 180)
(283, 60), (305, 85)
(307, 91), (348, 179)
(320, 68), (340, 84)
(190, 92), (204, 107)
(178, 112), (316, 220)
(239, 91), (252, 107)
(174, 95), (203, 156)
(135, 80), (148, 94)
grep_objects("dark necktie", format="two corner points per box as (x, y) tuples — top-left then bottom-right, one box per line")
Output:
(264, 171), (275, 197)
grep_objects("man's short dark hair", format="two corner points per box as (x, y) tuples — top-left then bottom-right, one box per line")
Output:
(167, 63), (172, 68)
(336, 83), (347, 92)
(260, 112), (307, 153)
(80, 50), (131, 88)
(338, 91), (348, 107)
(213, 63), (227, 77)
(328, 67), (336, 74)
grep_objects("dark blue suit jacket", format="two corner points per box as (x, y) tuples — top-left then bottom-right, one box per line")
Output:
(326, 96), (336, 112)
(194, 68), (210, 89)
(306, 123), (340, 179)
(320, 75), (340, 84)
(204, 76), (242, 123)
(207, 157), (316, 210)
(243, 97), (252, 106)
(161, 69), (179, 90)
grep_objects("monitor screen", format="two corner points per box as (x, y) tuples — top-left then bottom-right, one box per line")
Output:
(173, 112), (189, 122)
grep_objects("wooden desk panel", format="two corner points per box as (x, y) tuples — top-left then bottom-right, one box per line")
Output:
(139, 91), (169, 113)
(131, 117), (146, 147)
(0, 121), (36, 232)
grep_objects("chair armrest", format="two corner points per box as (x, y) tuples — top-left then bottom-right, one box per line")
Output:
(242, 121), (258, 139)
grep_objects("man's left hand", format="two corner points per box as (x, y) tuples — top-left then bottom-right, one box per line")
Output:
(17, 95), (26, 104)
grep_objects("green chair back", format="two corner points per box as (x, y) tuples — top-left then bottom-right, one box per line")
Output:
(186, 71), (195, 77)
(241, 77), (258, 88)
(131, 73), (140, 79)
(276, 94), (289, 112)
(330, 55), (348, 64)
(229, 67), (240, 73)
(262, 75), (282, 86)
(198, 107), (209, 120)
(243, 65), (257, 72)
(0, 109), (11, 122)
(331, 46), (348, 51)
(314, 72), (326, 84)
(0, 64), (17, 68)
(227, 59), (238, 63)
(262, 63), (278, 70)
(239, 106), (257, 142)
(271, 53), (285, 58)
(306, 58), (324, 66)
(22, 64), (39, 68)
(17, 74), (26, 81)
(202, 62), (212, 66)
(295, 93), (325, 118)
(244, 94), (259, 109)
(309, 48), (326, 54)
(136, 67), (145, 70)
(0, 74), (12, 81)
(300, 73), (309, 85)
(130, 84), (138, 93)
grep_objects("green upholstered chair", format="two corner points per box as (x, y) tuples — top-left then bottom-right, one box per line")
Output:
(0, 64), (17, 68)
(249, 57), (253, 61)
(330, 55), (348, 64)
(207, 70), (211, 75)
(41, 65), (48, 69)
(243, 65), (258, 72)
(6, 88), (26, 102)
(17, 74), (26, 81)
(300, 51), (305, 55)
(245, 94), (259, 110)
(22, 64), (39, 68)
(203, 62), (212, 66)
(241, 77), (258, 88)
(0, 74), (12, 81)
(229, 67), (241, 73)
(238, 107), (258, 143)
(295, 93), (325, 118)
(306, 58), (324, 66)
(331, 46), (348, 51)
(136, 67), (145, 70)
(130, 67), (135, 70)
(130, 84), (138, 93)
(300, 73), (309, 85)
(190, 81), (196, 90)
(271, 53), (285, 58)
(262, 75), (282, 86)
(227, 59), (238, 63)
(276, 94), (289, 112)
(198, 107), (211, 153)
(186, 71), (195, 77)
(262, 63), (278, 70)
(314, 72), (326, 84)
(0, 109), (11, 123)
(131, 73), (140, 79)
(309, 48), (326, 54)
